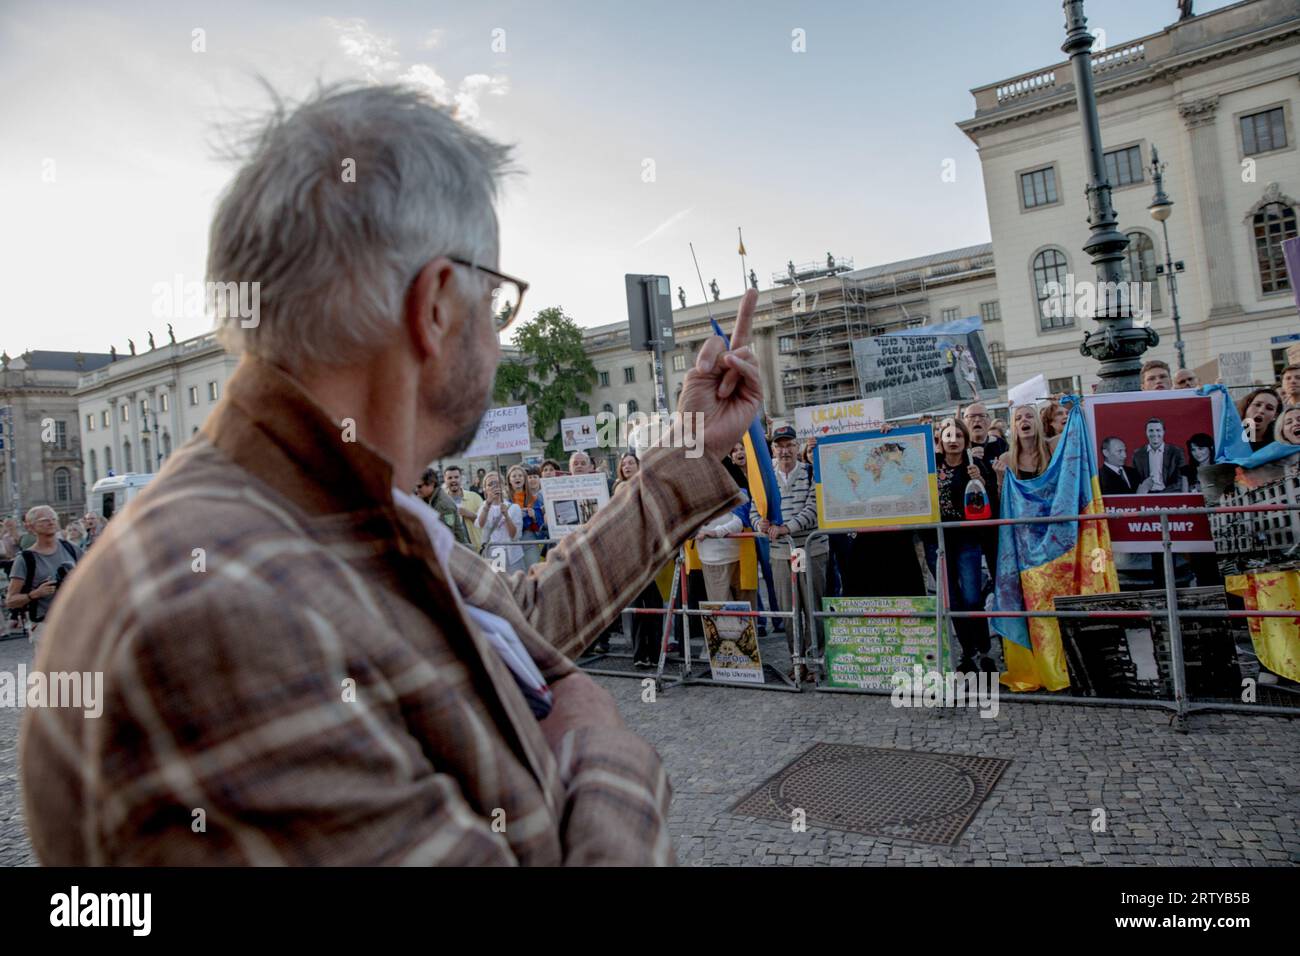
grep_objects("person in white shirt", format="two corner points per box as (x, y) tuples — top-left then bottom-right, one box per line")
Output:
(695, 505), (754, 607)
(476, 471), (524, 572)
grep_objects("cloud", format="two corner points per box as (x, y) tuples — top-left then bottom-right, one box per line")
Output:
(634, 207), (693, 248)
(326, 17), (400, 81)
(454, 74), (510, 124)
(325, 18), (505, 126)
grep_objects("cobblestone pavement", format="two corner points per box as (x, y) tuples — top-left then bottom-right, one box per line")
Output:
(2, 627), (1295, 868)
(0, 636), (35, 867)
(594, 669), (1300, 867)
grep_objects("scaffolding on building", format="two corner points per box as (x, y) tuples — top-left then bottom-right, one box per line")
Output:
(775, 247), (997, 413)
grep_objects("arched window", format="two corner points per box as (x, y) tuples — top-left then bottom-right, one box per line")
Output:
(88, 449), (98, 484)
(1032, 248), (1071, 330)
(627, 399), (639, 414)
(602, 403), (613, 415)
(162, 432), (172, 457)
(141, 438), (152, 473)
(123, 440), (133, 473)
(1254, 202), (1297, 294)
(54, 468), (71, 503)
(104, 446), (112, 473)
(987, 341), (1007, 385)
(1123, 231), (1161, 315)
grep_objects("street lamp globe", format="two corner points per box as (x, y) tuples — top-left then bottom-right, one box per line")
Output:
(1148, 193), (1173, 222)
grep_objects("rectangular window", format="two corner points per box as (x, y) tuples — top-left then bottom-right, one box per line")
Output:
(1103, 145), (1143, 187)
(86, 414), (95, 432)
(940, 307), (960, 323)
(188, 386), (199, 406)
(779, 335), (795, 354)
(672, 354), (686, 372)
(140, 399), (148, 417)
(55, 420), (68, 449)
(1020, 166), (1058, 208)
(1241, 107), (1287, 155)
(101, 410), (109, 428)
(979, 301), (1001, 323)
(120, 403), (129, 423)
(623, 367), (635, 384)
(160, 392), (169, 412)
(598, 370), (609, 387)
(207, 381), (219, 401)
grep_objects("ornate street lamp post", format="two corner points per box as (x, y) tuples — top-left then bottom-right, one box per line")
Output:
(1062, 0), (1157, 392)
(1146, 146), (1188, 371)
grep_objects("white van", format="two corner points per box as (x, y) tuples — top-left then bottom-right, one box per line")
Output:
(89, 473), (154, 522)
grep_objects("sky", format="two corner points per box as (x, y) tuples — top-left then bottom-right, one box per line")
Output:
(0, 0), (1238, 355)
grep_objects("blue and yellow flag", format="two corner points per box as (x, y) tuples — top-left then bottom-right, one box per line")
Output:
(708, 315), (782, 525)
(1203, 383), (1298, 469)
(992, 398), (1118, 692)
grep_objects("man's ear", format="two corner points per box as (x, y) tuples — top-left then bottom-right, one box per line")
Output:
(404, 257), (460, 362)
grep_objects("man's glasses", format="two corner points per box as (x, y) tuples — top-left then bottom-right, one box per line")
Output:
(449, 258), (529, 333)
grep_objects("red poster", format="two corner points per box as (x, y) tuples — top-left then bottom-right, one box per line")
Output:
(1084, 391), (1218, 554)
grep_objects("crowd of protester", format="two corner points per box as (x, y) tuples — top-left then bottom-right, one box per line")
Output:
(370, 357), (1300, 686)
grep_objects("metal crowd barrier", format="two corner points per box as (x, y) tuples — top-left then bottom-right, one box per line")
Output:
(799, 501), (1300, 726)
(489, 509), (1299, 725)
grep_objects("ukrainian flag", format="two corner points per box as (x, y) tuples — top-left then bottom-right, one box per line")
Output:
(708, 316), (782, 525)
(992, 398), (1118, 692)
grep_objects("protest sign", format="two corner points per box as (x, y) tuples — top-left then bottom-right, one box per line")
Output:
(540, 474), (609, 538)
(700, 602), (764, 684)
(560, 415), (598, 451)
(813, 424), (938, 529)
(793, 398), (885, 439)
(1083, 390), (1223, 553)
(852, 316), (999, 418)
(822, 596), (946, 690)
(1008, 373), (1049, 407)
(465, 405), (531, 458)
(1218, 352), (1253, 388)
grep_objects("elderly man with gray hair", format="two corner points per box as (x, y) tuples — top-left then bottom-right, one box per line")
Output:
(5, 505), (80, 641)
(22, 84), (763, 866)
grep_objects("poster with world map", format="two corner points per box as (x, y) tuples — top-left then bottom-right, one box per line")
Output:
(813, 424), (938, 530)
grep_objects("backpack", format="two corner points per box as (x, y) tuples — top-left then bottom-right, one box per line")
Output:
(18, 540), (79, 623)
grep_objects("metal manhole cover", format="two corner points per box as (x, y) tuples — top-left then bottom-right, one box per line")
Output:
(731, 743), (1010, 846)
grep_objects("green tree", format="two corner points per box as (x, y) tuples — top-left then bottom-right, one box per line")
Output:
(494, 307), (597, 461)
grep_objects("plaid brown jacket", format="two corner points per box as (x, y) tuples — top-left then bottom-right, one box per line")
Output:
(21, 357), (740, 865)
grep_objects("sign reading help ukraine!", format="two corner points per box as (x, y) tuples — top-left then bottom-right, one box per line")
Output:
(813, 424), (939, 530)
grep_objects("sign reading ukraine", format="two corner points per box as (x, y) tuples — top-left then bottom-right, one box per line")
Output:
(813, 424), (939, 530)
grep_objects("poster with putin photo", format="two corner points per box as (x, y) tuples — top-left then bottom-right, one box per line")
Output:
(1083, 390), (1225, 553)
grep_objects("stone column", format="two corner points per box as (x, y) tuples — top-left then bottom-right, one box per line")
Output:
(108, 397), (121, 474)
(1178, 95), (1241, 319)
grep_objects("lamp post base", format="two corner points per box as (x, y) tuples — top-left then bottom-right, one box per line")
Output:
(1081, 324), (1160, 393)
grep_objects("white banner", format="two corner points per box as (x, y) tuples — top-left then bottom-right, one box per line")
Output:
(1007, 373), (1049, 408)
(540, 474), (609, 538)
(560, 415), (599, 451)
(465, 405), (532, 458)
(794, 398), (885, 439)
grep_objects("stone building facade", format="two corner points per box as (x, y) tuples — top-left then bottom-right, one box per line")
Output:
(958, 0), (1299, 395)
